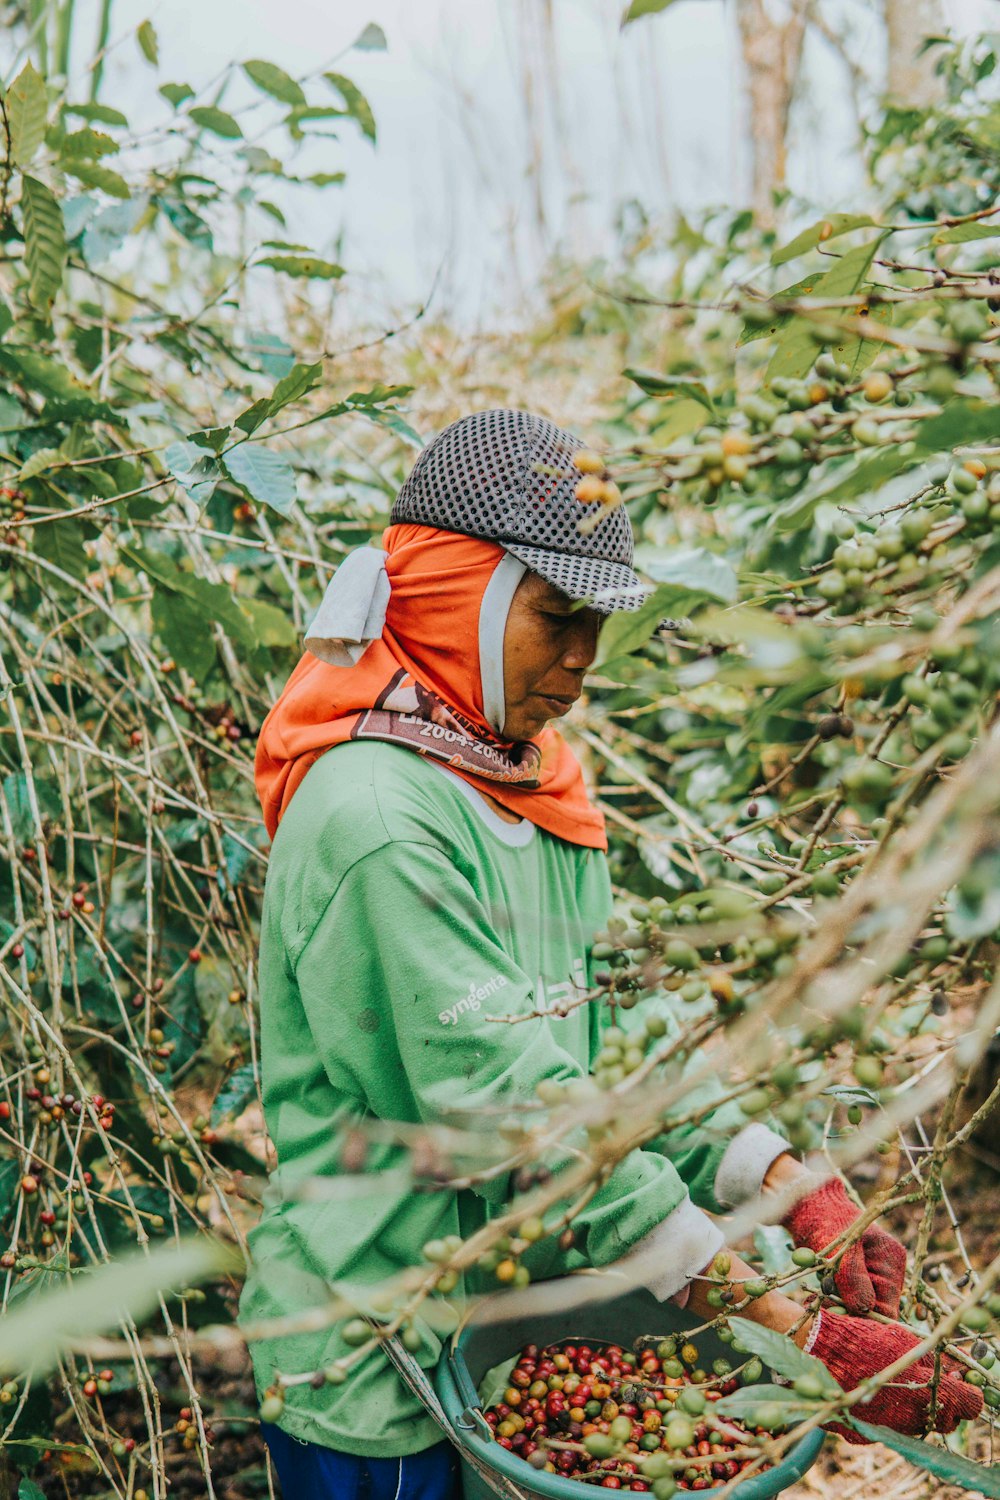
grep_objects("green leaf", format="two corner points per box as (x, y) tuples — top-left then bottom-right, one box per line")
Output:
(770, 446), (909, 533)
(21, 176), (67, 314)
(714, 1385), (819, 1422)
(64, 160), (130, 198)
(137, 19), (159, 64)
(256, 253), (345, 280)
(322, 72), (376, 141)
(33, 517), (91, 582)
(151, 588), (214, 678)
(753, 1223), (795, 1275)
(62, 127), (119, 160)
(354, 21), (388, 49)
(766, 236), (886, 385)
(916, 400), (999, 453)
(621, 0), (678, 22)
(730, 1320), (841, 1395)
(63, 101), (128, 127)
(6, 62), (48, 166)
(222, 443), (296, 514)
(81, 197), (146, 264)
(772, 215), (875, 267)
(645, 545), (738, 603)
(234, 360), (323, 435)
(0, 1239), (235, 1380)
(738, 272), (820, 348)
(850, 1421), (1000, 1495)
(159, 82), (195, 109)
(1, 772), (33, 842)
(239, 596), (297, 648)
(597, 580), (710, 663)
(19, 1479), (46, 1500)
(211, 1060), (259, 1125)
(164, 438), (221, 504)
(242, 59), (305, 107)
(189, 106), (243, 140)
(623, 368), (715, 415)
(931, 219), (1000, 245)
(160, 194), (213, 250)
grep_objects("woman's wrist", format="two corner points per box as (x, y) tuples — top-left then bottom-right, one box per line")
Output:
(684, 1249), (814, 1347)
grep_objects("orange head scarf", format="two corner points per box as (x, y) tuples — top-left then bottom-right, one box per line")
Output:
(254, 523), (607, 849)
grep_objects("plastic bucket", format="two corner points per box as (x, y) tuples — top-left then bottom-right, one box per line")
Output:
(435, 1286), (824, 1500)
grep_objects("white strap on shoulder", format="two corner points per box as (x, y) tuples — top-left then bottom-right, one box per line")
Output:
(304, 546), (391, 667)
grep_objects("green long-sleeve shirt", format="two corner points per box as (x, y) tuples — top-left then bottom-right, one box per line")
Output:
(238, 741), (782, 1456)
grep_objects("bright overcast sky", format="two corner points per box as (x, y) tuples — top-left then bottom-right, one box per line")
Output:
(86, 0), (994, 326)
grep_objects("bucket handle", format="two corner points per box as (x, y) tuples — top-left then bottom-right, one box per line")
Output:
(456, 1406), (494, 1442)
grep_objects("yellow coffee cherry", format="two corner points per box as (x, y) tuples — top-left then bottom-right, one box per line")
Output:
(573, 448), (606, 475)
(574, 476), (606, 505)
(863, 371), (893, 403)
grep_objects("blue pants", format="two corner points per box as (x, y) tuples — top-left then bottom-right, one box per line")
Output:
(260, 1421), (461, 1499)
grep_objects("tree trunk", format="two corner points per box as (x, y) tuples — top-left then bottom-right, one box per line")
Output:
(735, 0), (810, 228)
(883, 0), (946, 105)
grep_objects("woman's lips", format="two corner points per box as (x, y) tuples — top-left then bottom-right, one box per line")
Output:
(536, 693), (578, 713)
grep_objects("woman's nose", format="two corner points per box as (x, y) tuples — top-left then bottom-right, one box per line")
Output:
(561, 617), (600, 671)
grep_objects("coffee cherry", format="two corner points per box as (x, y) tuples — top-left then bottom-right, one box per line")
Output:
(575, 477), (606, 505)
(863, 371), (893, 403)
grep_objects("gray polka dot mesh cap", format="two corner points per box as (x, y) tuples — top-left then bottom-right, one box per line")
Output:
(390, 408), (650, 614)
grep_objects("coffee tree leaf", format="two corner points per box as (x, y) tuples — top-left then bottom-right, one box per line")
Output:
(235, 360), (322, 435)
(753, 1223), (795, 1275)
(211, 1061), (260, 1126)
(931, 220), (1000, 245)
(766, 236), (885, 385)
(624, 368), (716, 415)
(738, 273), (820, 348)
(770, 446), (911, 533)
(19, 1480), (46, 1500)
(597, 578), (719, 663)
(0, 1238), (237, 1379)
(189, 106), (242, 140)
(64, 160), (131, 198)
(159, 82), (195, 109)
(714, 1384), (819, 1420)
(136, 20), (159, 64)
(242, 60), (305, 107)
(256, 253), (345, 280)
(63, 101), (128, 127)
(850, 1421), (1000, 1495)
(322, 72), (376, 141)
(354, 21), (388, 49)
(239, 596), (297, 648)
(916, 399), (998, 452)
(772, 215), (875, 267)
(81, 196), (147, 265)
(21, 176), (67, 314)
(645, 545), (738, 602)
(729, 1319), (842, 1395)
(621, 0), (680, 23)
(164, 438), (221, 504)
(222, 443), (296, 514)
(6, 62), (48, 166)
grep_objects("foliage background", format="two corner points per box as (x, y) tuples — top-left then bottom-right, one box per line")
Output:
(0, 3), (998, 1498)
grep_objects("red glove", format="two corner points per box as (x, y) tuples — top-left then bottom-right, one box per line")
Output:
(808, 1308), (983, 1444)
(783, 1177), (907, 1316)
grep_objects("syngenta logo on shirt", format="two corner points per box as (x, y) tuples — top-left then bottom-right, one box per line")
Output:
(438, 974), (508, 1026)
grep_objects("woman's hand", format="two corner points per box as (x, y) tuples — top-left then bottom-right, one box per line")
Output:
(807, 1307), (983, 1443)
(782, 1175), (908, 1317)
(766, 1156), (908, 1317)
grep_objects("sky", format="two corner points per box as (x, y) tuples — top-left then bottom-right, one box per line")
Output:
(70, 0), (997, 326)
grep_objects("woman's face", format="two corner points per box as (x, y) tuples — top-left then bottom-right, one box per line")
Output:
(501, 571), (602, 741)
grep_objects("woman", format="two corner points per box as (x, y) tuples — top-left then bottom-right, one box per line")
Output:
(240, 409), (980, 1498)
